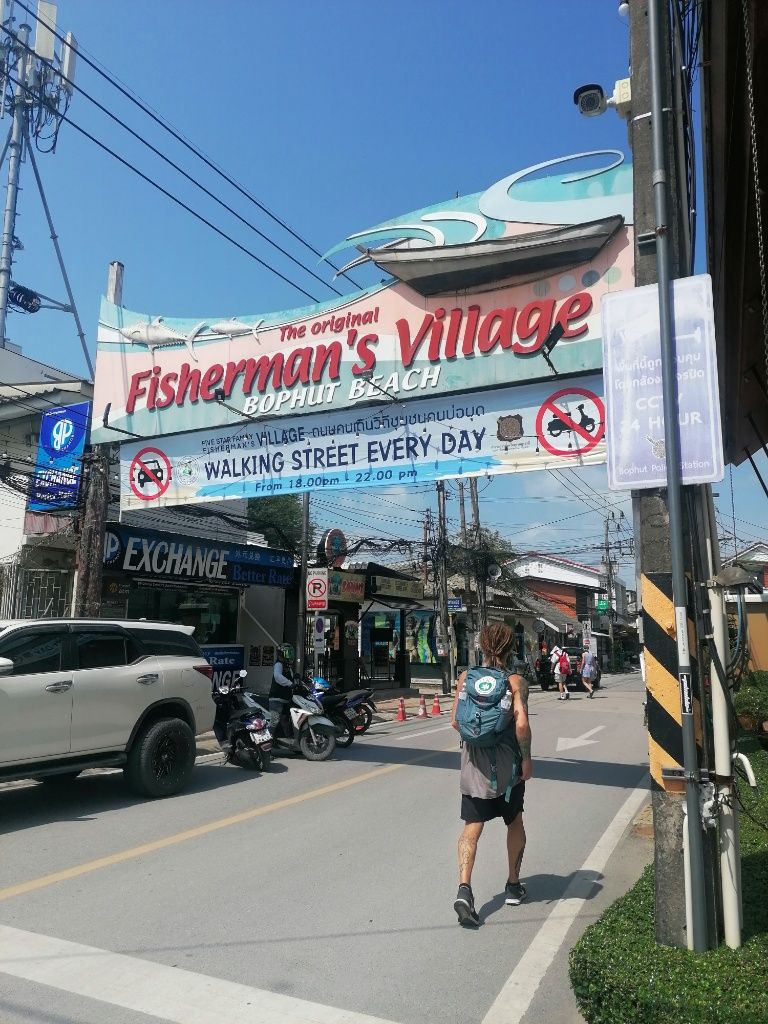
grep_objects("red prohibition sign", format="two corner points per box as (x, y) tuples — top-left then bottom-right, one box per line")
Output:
(129, 446), (172, 501)
(535, 386), (605, 458)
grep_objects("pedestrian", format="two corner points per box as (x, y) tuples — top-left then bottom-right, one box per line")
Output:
(451, 623), (533, 928)
(551, 644), (570, 701)
(579, 648), (597, 698)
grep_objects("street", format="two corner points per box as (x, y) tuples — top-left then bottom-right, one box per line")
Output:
(0, 673), (650, 1024)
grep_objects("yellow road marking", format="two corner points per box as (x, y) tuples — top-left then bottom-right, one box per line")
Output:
(0, 744), (456, 903)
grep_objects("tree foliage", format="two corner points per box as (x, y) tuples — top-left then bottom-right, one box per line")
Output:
(247, 495), (307, 551)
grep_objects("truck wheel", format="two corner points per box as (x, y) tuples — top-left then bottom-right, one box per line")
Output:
(126, 718), (195, 798)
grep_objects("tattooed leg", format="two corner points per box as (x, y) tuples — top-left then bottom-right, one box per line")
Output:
(458, 822), (484, 885)
(506, 815), (526, 884)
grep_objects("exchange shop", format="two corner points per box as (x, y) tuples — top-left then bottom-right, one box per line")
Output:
(101, 523), (295, 690)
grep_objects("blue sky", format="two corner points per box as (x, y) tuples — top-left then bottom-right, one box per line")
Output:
(5, 0), (766, 575)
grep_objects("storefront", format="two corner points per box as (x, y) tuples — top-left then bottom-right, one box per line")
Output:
(360, 570), (426, 688)
(101, 523), (294, 655)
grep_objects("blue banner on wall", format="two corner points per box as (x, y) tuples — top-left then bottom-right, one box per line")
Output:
(27, 401), (91, 513)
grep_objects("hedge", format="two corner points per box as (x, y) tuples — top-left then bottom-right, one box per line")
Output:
(569, 736), (768, 1024)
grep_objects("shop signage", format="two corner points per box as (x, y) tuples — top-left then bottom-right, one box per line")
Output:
(202, 644), (245, 689)
(102, 523), (294, 588)
(372, 576), (424, 600)
(118, 374), (607, 509)
(27, 401), (90, 513)
(328, 570), (365, 603)
(602, 274), (724, 490)
(92, 153), (633, 445)
(447, 597), (463, 611)
(306, 568), (328, 610)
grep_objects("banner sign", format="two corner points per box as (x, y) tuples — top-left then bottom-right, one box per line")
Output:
(602, 274), (724, 490)
(93, 153), (633, 445)
(102, 523), (294, 588)
(372, 576), (425, 600)
(119, 375), (606, 509)
(27, 401), (90, 513)
(201, 644), (245, 690)
(329, 570), (365, 603)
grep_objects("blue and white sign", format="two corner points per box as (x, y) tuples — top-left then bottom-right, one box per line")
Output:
(201, 644), (245, 690)
(27, 401), (90, 512)
(601, 274), (724, 491)
(119, 376), (607, 510)
(447, 598), (463, 611)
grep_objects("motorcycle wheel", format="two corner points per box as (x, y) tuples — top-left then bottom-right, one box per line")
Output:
(299, 728), (336, 762)
(334, 716), (354, 748)
(354, 706), (373, 733)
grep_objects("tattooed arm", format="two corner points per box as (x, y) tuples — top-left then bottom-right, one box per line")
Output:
(509, 673), (532, 780)
(451, 671), (466, 731)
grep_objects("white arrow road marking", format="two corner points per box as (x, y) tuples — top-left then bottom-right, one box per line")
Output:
(0, 925), (401, 1024)
(555, 725), (605, 752)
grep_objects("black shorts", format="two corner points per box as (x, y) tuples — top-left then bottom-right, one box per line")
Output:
(461, 782), (525, 825)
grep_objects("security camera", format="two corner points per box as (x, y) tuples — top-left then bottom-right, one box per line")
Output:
(573, 84), (607, 117)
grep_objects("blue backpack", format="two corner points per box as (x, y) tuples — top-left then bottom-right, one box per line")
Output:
(456, 667), (513, 748)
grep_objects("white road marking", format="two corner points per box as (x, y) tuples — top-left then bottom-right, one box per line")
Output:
(481, 778), (649, 1024)
(367, 723), (455, 741)
(555, 725), (605, 752)
(0, 924), (401, 1024)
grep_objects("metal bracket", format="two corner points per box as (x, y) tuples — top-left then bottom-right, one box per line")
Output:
(637, 231), (657, 253)
(661, 767), (711, 783)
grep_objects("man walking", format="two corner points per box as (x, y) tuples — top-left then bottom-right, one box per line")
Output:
(451, 623), (533, 928)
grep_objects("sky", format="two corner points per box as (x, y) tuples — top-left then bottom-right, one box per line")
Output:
(4, 0), (766, 578)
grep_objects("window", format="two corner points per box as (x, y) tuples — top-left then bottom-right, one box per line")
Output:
(127, 627), (201, 658)
(0, 629), (64, 674)
(74, 632), (134, 670)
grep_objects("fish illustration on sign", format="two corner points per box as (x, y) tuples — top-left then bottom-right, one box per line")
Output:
(209, 318), (263, 342)
(119, 317), (208, 362)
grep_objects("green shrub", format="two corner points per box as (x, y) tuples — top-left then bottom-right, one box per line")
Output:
(735, 671), (768, 723)
(569, 737), (768, 1024)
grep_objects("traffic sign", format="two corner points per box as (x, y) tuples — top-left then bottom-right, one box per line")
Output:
(306, 569), (329, 611)
(601, 274), (724, 490)
(534, 386), (605, 458)
(597, 598), (609, 613)
(129, 446), (172, 502)
(313, 616), (326, 653)
(447, 598), (463, 611)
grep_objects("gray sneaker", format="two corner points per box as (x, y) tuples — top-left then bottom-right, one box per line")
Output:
(454, 884), (480, 927)
(505, 881), (528, 905)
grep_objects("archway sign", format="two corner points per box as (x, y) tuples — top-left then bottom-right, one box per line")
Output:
(92, 152), (633, 511)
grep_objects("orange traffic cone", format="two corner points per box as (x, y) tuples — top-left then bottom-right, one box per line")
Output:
(395, 697), (407, 722)
(431, 694), (442, 716)
(417, 694), (429, 718)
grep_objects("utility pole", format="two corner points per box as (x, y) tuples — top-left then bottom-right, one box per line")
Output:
(0, 22), (30, 348)
(74, 261), (121, 616)
(469, 476), (487, 628)
(457, 480), (474, 641)
(294, 491), (310, 676)
(436, 481), (455, 694)
(629, 0), (713, 949)
(603, 517), (615, 668)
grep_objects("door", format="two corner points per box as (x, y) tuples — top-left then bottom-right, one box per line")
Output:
(70, 627), (161, 753)
(0, 625), (72, 764)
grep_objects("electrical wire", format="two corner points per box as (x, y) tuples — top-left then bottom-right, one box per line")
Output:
(11, 0), (363, 289)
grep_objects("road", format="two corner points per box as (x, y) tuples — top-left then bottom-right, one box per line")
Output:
(0, 672), (650, 1024)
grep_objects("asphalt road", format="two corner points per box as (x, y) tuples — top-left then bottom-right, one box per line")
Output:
(0, 672), (651, 1024)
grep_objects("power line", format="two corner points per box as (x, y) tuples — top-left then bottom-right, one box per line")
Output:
(0, 27), (346, 301)
(11, 0), (363, 290)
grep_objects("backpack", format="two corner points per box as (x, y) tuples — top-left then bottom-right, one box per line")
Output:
(558, 652), (571, 675)
(455, 667), (513, 748)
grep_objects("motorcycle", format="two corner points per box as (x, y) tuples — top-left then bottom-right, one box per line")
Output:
(307, 676), (372, 748)
(213, 670), (273, 771)
(270, 679), (337, 762)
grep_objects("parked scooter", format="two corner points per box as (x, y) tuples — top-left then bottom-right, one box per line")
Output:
(270, 679), (337, 762)
(308, 677), (358, 748)
(213, 670), (273, 771)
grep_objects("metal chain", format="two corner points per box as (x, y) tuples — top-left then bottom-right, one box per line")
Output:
(741, 0), (768, 388)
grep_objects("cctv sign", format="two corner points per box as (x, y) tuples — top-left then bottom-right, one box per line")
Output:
(306, 569), (329, 611)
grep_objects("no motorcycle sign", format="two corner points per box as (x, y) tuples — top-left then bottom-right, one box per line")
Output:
(535, 386), (605, 458)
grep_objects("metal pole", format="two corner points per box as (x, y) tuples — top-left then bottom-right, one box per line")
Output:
(648, 0), (708, 952)
(295, 490), (310, 676)
(24, 129), (94, 379)
(436, 481), (455, 694)
(703, 485), (742, 948)
(0, 24), (30, 347)
(469, 476), (487, 628)
(458, 480), (474, 639)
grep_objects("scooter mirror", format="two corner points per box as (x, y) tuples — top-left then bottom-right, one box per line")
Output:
(238, 669), (248, 679)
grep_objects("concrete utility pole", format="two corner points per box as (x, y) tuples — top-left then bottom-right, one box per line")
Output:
(73, 261), (121, 617)
(469, 477), (487, 628)
(0, 23), (30, 348)
(436, 480), (455, 694)
(629, 0), (714, 949)
(603, 517), (615, 667)
(294, 491), (310, 676)
(457, 481), (474, 640)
